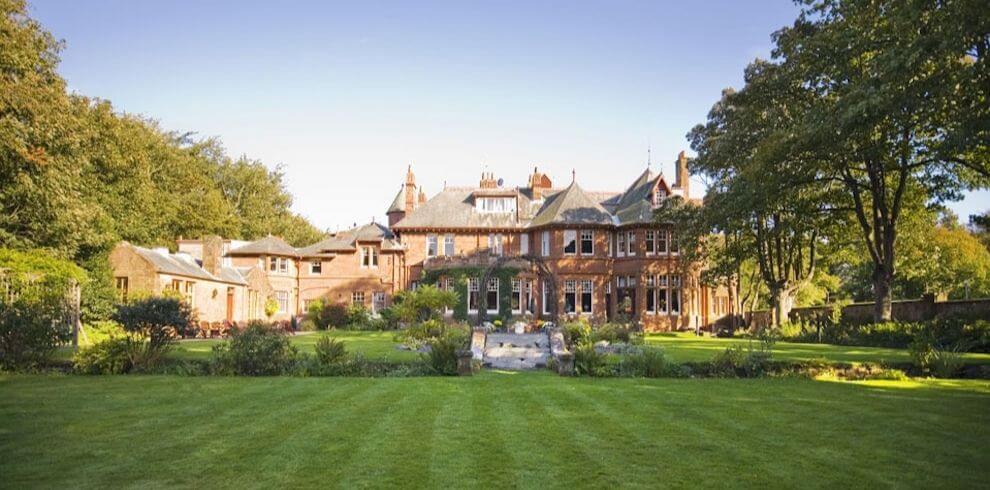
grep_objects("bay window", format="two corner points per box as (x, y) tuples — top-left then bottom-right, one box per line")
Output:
(564, 280), (577, 313)
(580, 230), (593, 255)
(580, 279), (593, 313)
(645, 230), (656, 255)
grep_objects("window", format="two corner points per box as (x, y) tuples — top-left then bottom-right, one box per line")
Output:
(670, 232), (680, 255)
(525, 281), (534, 313)
(670, 275), (681, 314)
(476, 197), (517, 213)
(488, 234), (503, 256)
(444, 234), (455, 256)
(184, 281), (194, 307)
(169, 279), (182, 291)
(351, 291), (365, 306)
(646, 275), (656, 313)
(607, 232), (612, 256)
(310, 260), (322, 274)
(658, 276), (669, 313)
(542, 280), (551, 315)
(114, 277), (129, 302)
(275, 291), (289, 313)
(426, 234), (438, 258)
(645, 230), (656, 255)
(563, 230), (577, 255)
(564, 280), (577, 313)
(486, 278), (499, 313)
(373, 292), (387, 313)
(275, 257), (287, 274)
(580, 230), (594, 255)
(617, 232), (626, 257)
(511, 279), (522, 313)
(361, 246), (378, 268)
(657, 229), (668, 254)
(269, 257), (277, 272)
(541, 231), (550, 257)
(626, 231), (636, 256)
(520, 234), (529, 255)
(468, 278), (480, 312)
(581, 280), (593, 313)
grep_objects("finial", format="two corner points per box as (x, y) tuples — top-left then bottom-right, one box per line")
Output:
(647, 143), (652, 170)
(571, 168), (576, 183)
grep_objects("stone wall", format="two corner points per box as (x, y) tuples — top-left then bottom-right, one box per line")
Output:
(748, 295), (990, 328)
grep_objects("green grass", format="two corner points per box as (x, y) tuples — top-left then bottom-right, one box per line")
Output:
(169, 330), (421, 362)
(2, 373), (988, 488)
(646, 332), (990, 365)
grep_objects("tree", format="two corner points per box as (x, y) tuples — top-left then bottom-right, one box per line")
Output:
(687, 61), (835, 326)
(773, 0), (990, 321)
(970, 212), (990, 250)
(391, 284), (459, 323)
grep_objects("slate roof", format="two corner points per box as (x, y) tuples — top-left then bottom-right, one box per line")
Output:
(131, 244), (246, 285)
(386, 186), (406, 214)
(297, 222), (402, 256)
(529, 182), (614, 227)
(391, 188), (530, 230)
(227, 235), (299, 257)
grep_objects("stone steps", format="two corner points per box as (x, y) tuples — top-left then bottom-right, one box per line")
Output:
(483, 332), (550, 370)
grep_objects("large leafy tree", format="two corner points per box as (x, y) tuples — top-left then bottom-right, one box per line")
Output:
(686, 61), (838, 326)
(773, 0), (990, 321)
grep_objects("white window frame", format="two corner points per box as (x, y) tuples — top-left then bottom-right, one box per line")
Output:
(426, 234), (438, 258)
(310, 259), (322, 274)
(563, 230), (577, 255)
(351, 291), (365, 306)
(511, 279), (522, 314)
(617, 232), (626, 258)
(670, 275), (681, 314)
(443, 234), (455, 256)
(541, 231), (550, 257)
(542, 280), (550, 315)
(361, 246), (378, 268)
(372, 292), (386, 313)
(486, 278), (499, 314)
(626, 231), (636, 256)
(658, 275), (669, 314)
(520, 234), (529, 255)
(658, 229), (668, 255)
(580, 279), (593, 314)
(564, 280), (577, 314)
(488, 233), (503, 256)
(275, 290), (289, 313)
(580, 230), (594, 255)
(670, 231), (680, 255)
(468, 278), (480, 313)
(645, 230), (656, 256)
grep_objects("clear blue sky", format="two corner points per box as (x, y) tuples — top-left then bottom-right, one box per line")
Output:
(30, 0), (988, 231)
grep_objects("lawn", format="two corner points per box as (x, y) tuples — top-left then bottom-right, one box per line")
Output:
(168, 330), (421, 362)
(1, 373), (988, 488)
(646, 332), (990, 365)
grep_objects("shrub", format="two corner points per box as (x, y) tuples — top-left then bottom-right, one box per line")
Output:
(910, 336), (968, 378)
(425, 331), (466, 376)
(573, 340), (609, 376)
(112, 296), (195, 352)
(345, 303), (370, 327)
(395, 318), (462, 349)
(314, 335), (347, 365)
(593, 323), (638, 344)
(561, 320), (591, 348)
(73, 337), (140, 374)
(391, 285), (458, 323)
(618, 346), (682, 377)
(210, 321), (298, 375)
(306, 299), (348, 330)
(0, 249), (86, 370)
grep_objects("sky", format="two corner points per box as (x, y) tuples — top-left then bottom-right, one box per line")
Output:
(30, 0), (988, 231)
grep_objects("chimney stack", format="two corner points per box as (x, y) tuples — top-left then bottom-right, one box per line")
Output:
(529, 166), (552, 201)
(479, 171), (498, 189)
(675, 151), (690, 198)
(202, 235), (224, 276)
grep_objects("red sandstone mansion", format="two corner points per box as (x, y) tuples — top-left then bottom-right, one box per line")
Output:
(109, 152), (733, 331)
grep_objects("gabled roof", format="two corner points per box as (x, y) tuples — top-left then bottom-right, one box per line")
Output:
(130, 244), (246, 285)
(227, 236), (299, 257)
(298, 222), (401, 256)
(611, 169), (672, 225)
(529, 181), (614, 227)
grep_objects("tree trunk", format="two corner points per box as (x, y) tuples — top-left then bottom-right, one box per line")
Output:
(873, 266), (893, 322)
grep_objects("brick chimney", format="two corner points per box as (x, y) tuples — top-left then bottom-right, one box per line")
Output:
(202, 235), (223, 276)
(529, 167), (552, 201)
(479, 172), (498, 189)
(674, 151), (690, 198)
(404, 165), (417, 212)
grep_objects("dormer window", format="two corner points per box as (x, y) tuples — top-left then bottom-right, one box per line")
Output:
(652, 188), (667, 206)
(476, 197), (516, 213)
